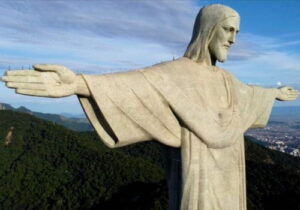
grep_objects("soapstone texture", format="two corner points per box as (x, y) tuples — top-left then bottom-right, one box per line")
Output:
(2, 4), (299, 210)
(79, 57), (277, 210)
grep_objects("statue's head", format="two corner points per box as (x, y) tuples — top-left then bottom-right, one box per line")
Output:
(184, 4), (240, 64)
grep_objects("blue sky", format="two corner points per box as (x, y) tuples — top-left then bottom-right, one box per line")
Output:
(0, 0), (300, 114)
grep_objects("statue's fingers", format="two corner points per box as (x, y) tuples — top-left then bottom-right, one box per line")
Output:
(16, 89), (48, 97)
(5, 70), (40, 76)
(6, 82), (46, 90)
(288, 95), (298, 100)
(34, 64), (69, 73)
(285, 86), (293, 90)
(2, 76), (43, 83)
(288, 91), (299, 95)
(287, 88), (298, 91)
(290, 90), (300, 94)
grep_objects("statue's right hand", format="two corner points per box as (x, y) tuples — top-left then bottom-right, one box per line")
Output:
(2, 64), (78, 98)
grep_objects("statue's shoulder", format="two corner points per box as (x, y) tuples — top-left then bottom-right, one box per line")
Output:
(141, 57), (196, 74)
(215, 66), (235, 77)
(145, 58), (183, 71)
(215, 66), (245, 87)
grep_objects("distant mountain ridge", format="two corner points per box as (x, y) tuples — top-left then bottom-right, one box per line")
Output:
(0, 103), (93, 131)
(2, 102), (300, 130)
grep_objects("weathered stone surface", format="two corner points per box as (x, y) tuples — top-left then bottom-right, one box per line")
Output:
(2, 4), (299, 210)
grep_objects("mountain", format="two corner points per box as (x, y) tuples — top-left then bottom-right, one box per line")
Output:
(0, 110), (167, 210)
(0, 103), (92, 131)
(0, 110), (299, 209)
(245, 136), (300, 210)
(0, 103), (15, 111)
(59, 113), (86, 118)
(5, 102), (300, 131)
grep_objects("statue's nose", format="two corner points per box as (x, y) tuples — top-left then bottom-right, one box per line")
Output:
(228, 33), (236, 45)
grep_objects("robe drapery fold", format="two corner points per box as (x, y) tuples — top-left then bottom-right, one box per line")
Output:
(78, 57), (277, 210)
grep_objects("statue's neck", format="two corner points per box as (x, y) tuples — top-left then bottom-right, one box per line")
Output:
(202, 52), (217, 67)
(211, 57), (217, 66)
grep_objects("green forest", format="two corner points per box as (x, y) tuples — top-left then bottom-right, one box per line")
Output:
(0, 110), (299, 210)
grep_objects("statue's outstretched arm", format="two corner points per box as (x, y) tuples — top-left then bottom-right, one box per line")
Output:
(2, 64), (90, 98)
(276, 86), (299, 101)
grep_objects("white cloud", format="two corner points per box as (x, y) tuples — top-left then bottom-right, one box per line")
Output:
(0, 0), (200, 73)
(0, 0), (200, 113)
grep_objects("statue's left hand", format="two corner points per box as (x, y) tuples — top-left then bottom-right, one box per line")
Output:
(2, 64), (80, 98)
(276, 86), (300, 101)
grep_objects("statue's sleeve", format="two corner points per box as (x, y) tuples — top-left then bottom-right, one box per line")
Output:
(78, 70), (181, 148)
(230, 74), (277, 129)
(246, 86), (277, 128)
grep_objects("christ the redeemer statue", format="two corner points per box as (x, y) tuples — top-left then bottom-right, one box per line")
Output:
(2, 4), (299, 210)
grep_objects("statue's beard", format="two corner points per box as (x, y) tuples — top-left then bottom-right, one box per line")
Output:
(212, 48), (228, 63)
(210, 48), (228, 63)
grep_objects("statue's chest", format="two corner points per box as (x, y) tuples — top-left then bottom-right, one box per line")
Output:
(178, 71), (232, 108)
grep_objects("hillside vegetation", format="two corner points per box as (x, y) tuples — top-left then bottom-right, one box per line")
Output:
(0, 110), (299, 210)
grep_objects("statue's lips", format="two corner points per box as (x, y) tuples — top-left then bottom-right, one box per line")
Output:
(224, 44), (230, 49)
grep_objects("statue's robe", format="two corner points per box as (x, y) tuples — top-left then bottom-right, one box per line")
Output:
(78, 57), (277, 210)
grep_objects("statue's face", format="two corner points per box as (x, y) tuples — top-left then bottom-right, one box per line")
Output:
(208, 17), (240, 63)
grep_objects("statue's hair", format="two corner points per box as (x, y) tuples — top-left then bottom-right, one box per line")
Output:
(184, 4), (239, 63)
